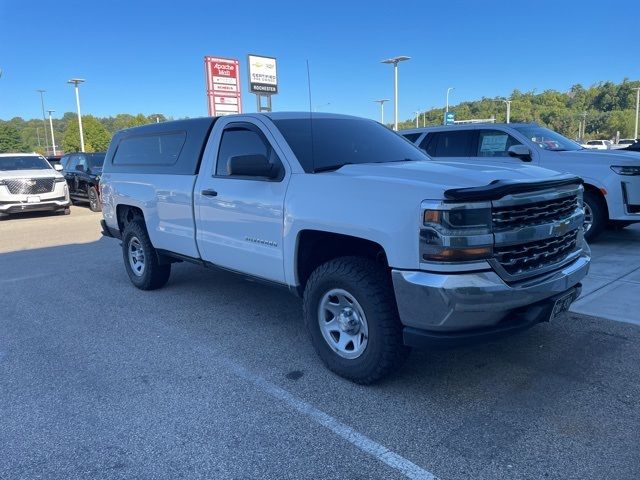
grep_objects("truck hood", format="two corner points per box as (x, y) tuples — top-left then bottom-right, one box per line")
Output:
(557, 149), (640, 165)
(332, 160), (564, 190)
(0, 169), (62, 180)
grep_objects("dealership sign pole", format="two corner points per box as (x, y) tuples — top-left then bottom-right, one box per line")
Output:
(204, 56), (242, 116)
(247, 54), (278, 112)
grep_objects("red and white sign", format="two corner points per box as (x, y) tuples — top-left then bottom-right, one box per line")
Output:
(204, 56), (242, 117)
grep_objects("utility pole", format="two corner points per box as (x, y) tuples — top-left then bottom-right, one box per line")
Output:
(415, 110), (420, 128)
(373, 99), (390, 125)
(502, 100), (512, 123)
(67, 79), (86, 152)
(633, 87), (640, 140)
(36, 90), (49, 154)
(36, 127), (41, 147)
(47, 110), (56, 155)
(381, 56), (410, 131)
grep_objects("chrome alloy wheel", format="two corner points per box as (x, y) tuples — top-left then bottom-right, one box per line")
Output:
(318, 288), (369, 359)
(583, 202), (593, 234)
(128, 236), (145, 277)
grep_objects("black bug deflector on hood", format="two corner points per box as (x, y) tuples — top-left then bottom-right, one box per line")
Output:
(444, 174), (583, 202)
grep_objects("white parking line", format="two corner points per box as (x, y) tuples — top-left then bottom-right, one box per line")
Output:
(224, 359), (437, 480)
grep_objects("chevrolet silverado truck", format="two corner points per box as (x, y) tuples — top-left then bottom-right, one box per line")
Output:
(0, 153), (70, 219)
(100, 113), (590, 383)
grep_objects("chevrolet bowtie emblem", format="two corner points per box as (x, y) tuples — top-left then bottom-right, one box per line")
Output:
(553, 220), (571, 236)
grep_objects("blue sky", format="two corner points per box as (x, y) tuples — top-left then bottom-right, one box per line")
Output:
(1, 0), (638, 123)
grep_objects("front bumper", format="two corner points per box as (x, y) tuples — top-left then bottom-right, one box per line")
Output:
(0, 197), (70, 214)
(391, 249), (590, 344)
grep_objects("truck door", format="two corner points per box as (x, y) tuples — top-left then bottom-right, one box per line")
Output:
(194, 118), (290, 284)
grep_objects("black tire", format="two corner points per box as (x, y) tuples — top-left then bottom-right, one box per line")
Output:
(303, 256), (409, 384)
(122, 219), (171, 290)
(583, 191), (607, 242)
(88, 187), (102, 212)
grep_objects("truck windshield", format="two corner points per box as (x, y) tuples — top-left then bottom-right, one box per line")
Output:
(0, 155), (52, 171)
(272, 117), (427, 173)
(512, 126), (583, 152)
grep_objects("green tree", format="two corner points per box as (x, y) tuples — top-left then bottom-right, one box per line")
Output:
(0, 123), (25, 152)
(62, 115), (111, 153)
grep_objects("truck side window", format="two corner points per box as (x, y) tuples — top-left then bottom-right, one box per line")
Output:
(402, 133), (422, 143)
(477, 129), (521, 157)
(66, 155), (79, 171)
(216, 126), (281, 177)
(423, 131), (473, 157)
(76, 155), (87, 172)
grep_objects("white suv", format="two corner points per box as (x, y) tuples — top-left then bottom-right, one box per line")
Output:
(401, 124), (640, 240)
(0, 153), (71, 219)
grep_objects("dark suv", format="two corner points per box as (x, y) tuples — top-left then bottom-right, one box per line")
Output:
(59, 152), (106, 212)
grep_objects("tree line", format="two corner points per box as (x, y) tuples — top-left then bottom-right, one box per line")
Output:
(398, 78), (640, 140)
(0, 113), (168, 154)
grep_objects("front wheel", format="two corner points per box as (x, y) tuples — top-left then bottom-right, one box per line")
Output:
(303, 256), (409, 384)
(122, 220), (171, 290)
(88, 187), (101, 212)
(583, 191), (606, 242)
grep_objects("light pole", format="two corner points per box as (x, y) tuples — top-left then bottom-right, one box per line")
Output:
(67, 78), (85, 152)
(415, 110), (421, 128)
(502, 99), (512, 123)
(633, 87), (640, 140)
(381, 56), (410, 131)
(47, 110), (56, 155)
(445, 87), (455, 113)
(36, 90), (49, 154)
(373, 99), (390, 124)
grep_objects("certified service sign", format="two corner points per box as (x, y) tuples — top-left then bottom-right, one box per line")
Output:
(248, 55), (278, 95)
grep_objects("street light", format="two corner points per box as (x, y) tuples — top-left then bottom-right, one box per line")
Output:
(445, 87), (455, 113)
(381, 56), (410, 131)
(633, 87), (640, 140)
(36, 90), (49, 154)
(414, 110), (421, 128)
(502, 99), (512, 123)
(373, 99), (390, 124)
(47, 110), (56, 155)
(67, 78), (85, 152)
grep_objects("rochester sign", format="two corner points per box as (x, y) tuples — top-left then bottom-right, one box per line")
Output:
(247, 54), (278, 95)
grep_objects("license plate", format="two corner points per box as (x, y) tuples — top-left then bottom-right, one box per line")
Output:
(27, 196), (41, 203)
(550, 291), (575, 321)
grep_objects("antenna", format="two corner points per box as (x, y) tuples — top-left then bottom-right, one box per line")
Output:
(306, 60), (315, 172)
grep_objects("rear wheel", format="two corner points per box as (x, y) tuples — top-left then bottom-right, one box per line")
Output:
(583, 191), (606, 241)
(303, 256), (409, 384)
(122, 220), (171, 290)
(88, 187), (101, 212)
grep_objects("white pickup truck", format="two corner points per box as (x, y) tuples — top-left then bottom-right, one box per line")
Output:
(100, 113), (590, 383)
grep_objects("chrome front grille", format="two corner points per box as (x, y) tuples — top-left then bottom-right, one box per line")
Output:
(5, 178), (55, 195)
(494, 230), (579, 276)
(492, 194), (578, 231)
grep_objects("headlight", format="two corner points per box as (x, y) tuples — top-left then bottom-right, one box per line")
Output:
(421, 203), (493, 262)
(611, 166), (640, 176)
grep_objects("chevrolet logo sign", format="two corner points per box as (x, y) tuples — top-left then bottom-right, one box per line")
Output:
(552, 220), (571, 236)
(26, 180), (36, 187)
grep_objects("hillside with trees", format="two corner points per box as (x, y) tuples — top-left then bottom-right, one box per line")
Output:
(0, 113), (168, 154)
(399, 79), (640, 140)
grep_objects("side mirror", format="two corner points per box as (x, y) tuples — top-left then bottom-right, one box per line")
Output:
(507, 145), (532, 162)
(54, 164), (63, 172)
(227, 154), (279, 179)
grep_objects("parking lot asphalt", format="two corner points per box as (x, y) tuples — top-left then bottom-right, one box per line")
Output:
(1, 208), (639, 480)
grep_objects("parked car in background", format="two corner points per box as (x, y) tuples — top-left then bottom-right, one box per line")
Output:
(400, 123), (640, 240)
(46, 155), (63, 167)
(611, 139), (637, 150)
(622, 141), (640, 153)
(100, 114), (589, 383)
(0, 153), (70, 219)
(59, 152), (106, 212)
(584, 140), (613, 150)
